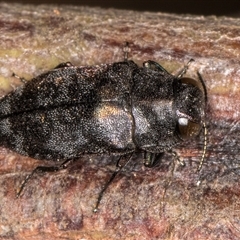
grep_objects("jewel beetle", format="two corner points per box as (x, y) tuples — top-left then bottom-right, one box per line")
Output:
(0, 45), (207, 211)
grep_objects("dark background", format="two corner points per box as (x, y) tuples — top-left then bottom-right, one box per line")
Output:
(5, 0), (240, 17)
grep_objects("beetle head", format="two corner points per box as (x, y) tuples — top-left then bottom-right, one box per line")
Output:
(173, 77), (206, 140)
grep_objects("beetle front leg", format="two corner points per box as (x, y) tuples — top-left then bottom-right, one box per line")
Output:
(169, 150), (186, 167)
(175, 59), (194, 79)
(143, 152), (164, 168)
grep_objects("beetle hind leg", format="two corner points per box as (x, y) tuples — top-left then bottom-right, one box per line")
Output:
(16, 158), (74, 198)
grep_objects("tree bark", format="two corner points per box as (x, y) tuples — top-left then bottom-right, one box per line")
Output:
(0, 3), (239, 240)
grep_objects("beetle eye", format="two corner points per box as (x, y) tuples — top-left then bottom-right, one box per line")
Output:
(177, 118), (201, 139)
(178, 117), (188, 126)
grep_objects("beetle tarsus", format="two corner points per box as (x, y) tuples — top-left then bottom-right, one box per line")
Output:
(12, 72), (27, 84)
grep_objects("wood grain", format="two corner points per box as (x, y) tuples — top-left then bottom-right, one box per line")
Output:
(0, 3), (239, 240)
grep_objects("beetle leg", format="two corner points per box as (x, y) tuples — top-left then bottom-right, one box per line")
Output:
(143, 152), (164, 168)
(143, 60), (170, 75)
(123, 42), (130, 61)
(12, 72), (27, 84)
(12, 62), (73, 84)
(169, 150), (186, 167)
(175, 59), (194, 79)
(16, 158), (74, 198)
(54, 62), (73, 69)
(93, 153), (133, 213)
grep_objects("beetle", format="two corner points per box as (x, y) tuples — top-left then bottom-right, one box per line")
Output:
(0, 45), (207, 211)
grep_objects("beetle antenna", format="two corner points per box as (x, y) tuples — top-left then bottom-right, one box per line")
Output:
(196, 72), (208, 172)
(197, 121), (207, 172)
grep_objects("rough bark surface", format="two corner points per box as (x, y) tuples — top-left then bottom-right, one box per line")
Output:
(0, 3), (239, 240)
